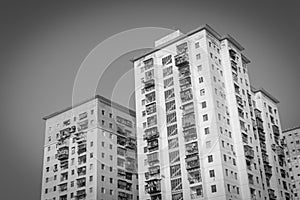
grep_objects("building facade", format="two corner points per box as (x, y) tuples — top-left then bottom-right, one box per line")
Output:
(253, 88), (292, 200)
(41, 96), (138, 200)
(283, 126), (300, 199)
(133, 24), (292, 200)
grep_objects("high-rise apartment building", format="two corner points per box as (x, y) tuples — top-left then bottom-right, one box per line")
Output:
(253, 88), (292, 200)
(133, 24), (292, 200)
(41, 96), (138, 200)
(283, 126), (300, 199)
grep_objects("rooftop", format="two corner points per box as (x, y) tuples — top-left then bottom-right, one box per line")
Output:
(43, 95), (136, 120)
(132, 24), (245, 62)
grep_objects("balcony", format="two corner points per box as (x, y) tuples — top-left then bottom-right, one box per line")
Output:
(117, 136), (126, 146)
(144, 79), (155, 90)
(125, 138), (136, 149)
(254, 108), (262, 120)
(175, 53), (189, 67)
(59, 183), (67, 192)
(232, 72), (238, 83)
(262, 153), (269, 164)
(77, 166), (86, 176)
(145, 179), (161, 194)
(178, 65), (191, 80)
(236, 95), (243, 107)
(188, 169), (202, 184)
(264, 164), (272, 177)
(190, 185), (203, 199)
(57, 140), (69, 149)
(147, 139), (159, 152)
(75, 189), (86, 200)
(258, 130), (266, 141)
(276, 146), (284, 157)
(76, 177), (86, 188)
(272, 125), (280, 136)
(186, 155), (200, 170)
(244, 145), (254, 158)
(57, 147), (69, 161)
(144, 127), (159, 141)
(59, 126), (76, 140)
(185, 142), (198, 156)
(268, 189), (276, 200)
(77, 143), (87, 155)
(229, 49), (237, 60)
(242, 133), (248, 144)
(256, 120), (264, 131)
(260, 142), (267, 152)
(280, 169), (286, 178)
(74, 132), (86, 142)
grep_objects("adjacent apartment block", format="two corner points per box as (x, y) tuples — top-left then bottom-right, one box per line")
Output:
(283, 126), (300, 199)
(133, 24), (292, 200)
(41, 96), (138, 200)
(253, 88), (292, 200)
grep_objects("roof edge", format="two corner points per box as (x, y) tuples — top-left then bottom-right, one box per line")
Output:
(253, 87), (280, 104)
(43, 95), (136, 120)
(131, 24), (245, 62)
(283, 126), (300, 133)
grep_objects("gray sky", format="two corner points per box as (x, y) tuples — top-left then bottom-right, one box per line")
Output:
(0, 0), (299, 199)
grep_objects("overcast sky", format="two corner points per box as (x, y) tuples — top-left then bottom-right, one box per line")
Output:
(0, 1), (299, 199)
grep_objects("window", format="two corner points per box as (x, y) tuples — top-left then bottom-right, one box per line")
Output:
(208, 155), (213, 163)
(195, 42), (200, 48)
(90, 176), (93, 182)
(203, 114), (208, 122)
(206, 141), (211, 148)
(201, 101), (207, 108)
(197, 65), (202, 71)
(199, 77), (203, 83)
(200, 89), (205, 96)
(196, 53), (201, 60)
(211, 185), (217, 193)
(209, 170), (215, 178)
(204, 127), (210, 135)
